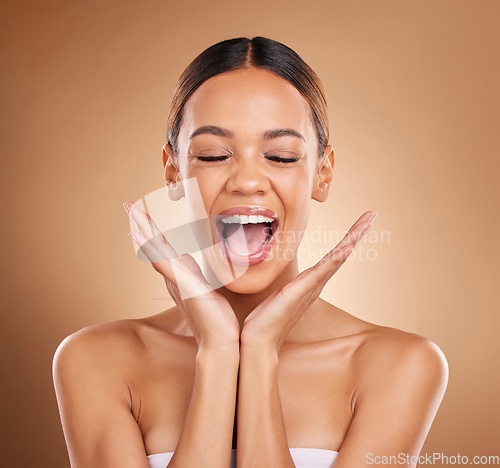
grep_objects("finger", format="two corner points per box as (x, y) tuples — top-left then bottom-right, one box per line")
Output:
(129, 228), (202, 291)
(306, 211), (377, 276)
(169, 254), (217, 301)
(258, 247), (353, 327)
(334, 211), (377, 251)
(312, 217), (368, 283)
(312, 215), (377, 293)
(294, 243), (352, 290)
(124, 201), (178, 260)
(286, 246), (353, 311)
(263, 213), (377, 319)
(124, 202), (210, 294)
(348, 210), (377, 233)
(170, 253), (215, 299)
(315, 245), (353, 290)
(129, 230), (179, 284)
(313, 213), (375, 270)
(294, 211), (376, 286)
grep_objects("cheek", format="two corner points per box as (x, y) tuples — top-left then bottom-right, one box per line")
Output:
(185, 172), (221, 219)
(182, 172), (222, 254)
(275, 166), (314, 198)
(273, 171), (313, 227)
(287, 192), (311, 229)
(271, 177), (312, 261)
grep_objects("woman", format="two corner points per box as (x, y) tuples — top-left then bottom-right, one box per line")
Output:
(53, 36), (448, 468)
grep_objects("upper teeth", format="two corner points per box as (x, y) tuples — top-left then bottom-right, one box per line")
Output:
(221, 215), (274, 224)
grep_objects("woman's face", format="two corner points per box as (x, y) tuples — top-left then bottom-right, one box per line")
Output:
(165, 67), (333, 294)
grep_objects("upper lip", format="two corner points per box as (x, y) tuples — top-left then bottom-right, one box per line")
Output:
(215, 205), (279, 220)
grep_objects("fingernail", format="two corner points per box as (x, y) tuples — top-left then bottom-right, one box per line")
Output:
(128, 232), (136, 243)
(368, 211), (378, 224)
(123, 202), (130, 214)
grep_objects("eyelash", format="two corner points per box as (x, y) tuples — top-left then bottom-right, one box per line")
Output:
(195, 155), (300, 163)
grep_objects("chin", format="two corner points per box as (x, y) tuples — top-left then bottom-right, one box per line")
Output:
(220, 255), (296, 295)
(222, 271), (275, 294)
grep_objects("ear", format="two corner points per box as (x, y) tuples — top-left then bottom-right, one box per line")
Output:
(162, 143), (185, 201)
(312, 145), (335, 202)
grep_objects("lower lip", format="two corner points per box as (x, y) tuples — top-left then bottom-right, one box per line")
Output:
(218, 224), (278, 267)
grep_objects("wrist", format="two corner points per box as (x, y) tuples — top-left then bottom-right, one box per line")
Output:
(240, 342), (280, 363)
(196, 343), (240, 363)
(240, 328), (285, 357)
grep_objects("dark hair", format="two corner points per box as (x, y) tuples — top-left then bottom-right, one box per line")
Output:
(166, 36), (329, 158)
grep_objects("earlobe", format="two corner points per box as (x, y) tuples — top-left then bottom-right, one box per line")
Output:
(312, 145), (335, 202)
(162, 143), (185, 201)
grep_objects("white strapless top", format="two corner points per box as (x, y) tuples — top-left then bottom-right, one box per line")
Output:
(148, 447), (338, 467)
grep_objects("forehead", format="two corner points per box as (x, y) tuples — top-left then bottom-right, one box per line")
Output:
(179, 67), (315, 145)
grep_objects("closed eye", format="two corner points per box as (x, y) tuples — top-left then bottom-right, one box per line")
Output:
(265, 155), (300, 163)
(194, 154), (300, 163)
(195, 155), (229, 162)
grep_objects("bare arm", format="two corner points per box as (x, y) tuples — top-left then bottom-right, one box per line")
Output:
(168, 344), (239, 468)
(333, 336), (449, 467)
(122, 201), (242, 466)
(53, 326), (240, 468)
(236, 346), (293, 468)
(235, 211), (377, 467)
(53, 328), (150, 468)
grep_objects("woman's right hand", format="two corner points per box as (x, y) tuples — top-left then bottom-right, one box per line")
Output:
(123, 201), (240, 351)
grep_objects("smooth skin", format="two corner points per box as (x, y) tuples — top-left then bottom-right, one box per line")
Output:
(53, 68), (448, 468)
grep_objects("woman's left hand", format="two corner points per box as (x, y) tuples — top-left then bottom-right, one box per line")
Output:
(240, 210), (378, 355)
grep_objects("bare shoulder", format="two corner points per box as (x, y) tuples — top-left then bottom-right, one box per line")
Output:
(52, 313), (183, 467)
(348, 322), (449, 411)
(53, 318), (144, 370)
(53, 307), (193, 383)
(313, 309), (449, 459)
(52, 307), (184, 378)
(320, 300), (448, 375)
(318, 300), (448, 398)
(355, 324), (448, 378)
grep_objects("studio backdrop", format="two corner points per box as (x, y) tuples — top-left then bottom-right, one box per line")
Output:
(1, 0), (498, 466)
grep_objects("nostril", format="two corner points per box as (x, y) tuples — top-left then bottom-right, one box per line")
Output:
(231, 189), (266, 195)
(227, 168), (270, 195)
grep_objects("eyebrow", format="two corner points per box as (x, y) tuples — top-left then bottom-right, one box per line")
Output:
(189, 125), (305, 142)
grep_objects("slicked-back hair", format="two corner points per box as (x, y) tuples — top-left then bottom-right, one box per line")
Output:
(166, 36), (329, 158)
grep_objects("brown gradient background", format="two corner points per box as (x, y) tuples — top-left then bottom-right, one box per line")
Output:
(1, 0), (498, 466)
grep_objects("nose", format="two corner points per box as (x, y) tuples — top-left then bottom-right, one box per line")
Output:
(226, 155), (270, 196)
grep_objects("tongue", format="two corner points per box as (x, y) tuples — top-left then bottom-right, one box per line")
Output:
(224, 223), (271, 255)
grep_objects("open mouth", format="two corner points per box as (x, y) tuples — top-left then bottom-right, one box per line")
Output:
(213, 206), (279, 266)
